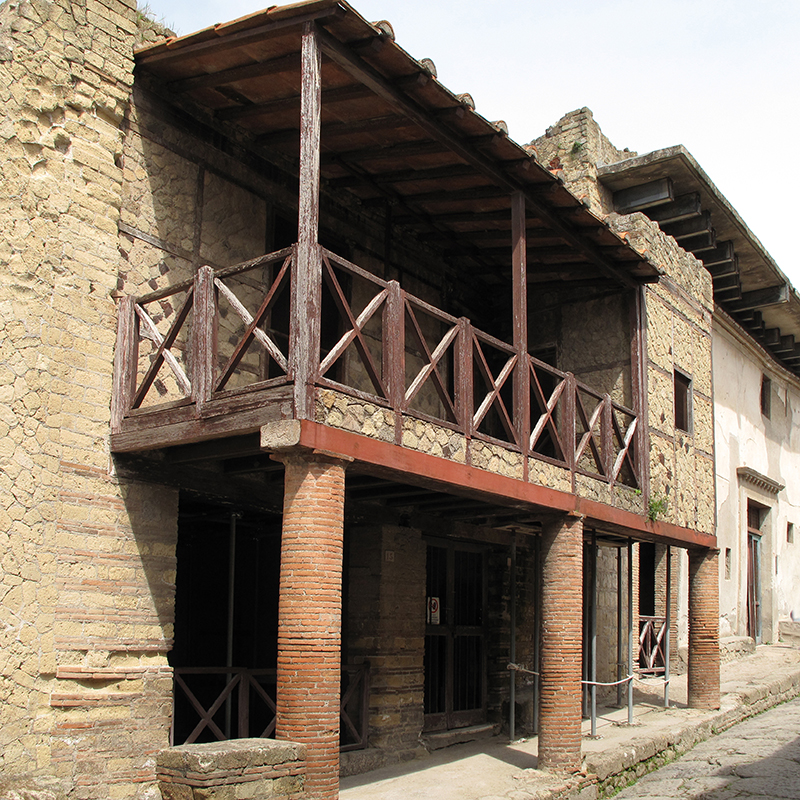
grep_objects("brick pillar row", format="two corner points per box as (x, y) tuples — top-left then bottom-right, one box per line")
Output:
(276, 452), (347, 800)
(687, 547), (720, 709)
(538, 513), (584, 772)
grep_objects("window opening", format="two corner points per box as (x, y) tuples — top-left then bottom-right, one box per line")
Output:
(760, 375), (771, 419)
(788, 522), (794, 544)
(725, 548), (732, 580)
(674, 370), (692, 433)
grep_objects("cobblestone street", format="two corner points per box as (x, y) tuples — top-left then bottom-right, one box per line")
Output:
(614, 696), (800, 799)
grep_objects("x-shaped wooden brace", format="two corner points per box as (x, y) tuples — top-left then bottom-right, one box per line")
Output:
(610, 410), (638, 485)
(340, 668), (366, 745)
(132, 290), (194, 408)
(174, 671), (240, 744)
(528, 362), (566, 460)
(574, 391), (606, 476)
(319, 253), (388, 399)
(403, 301), (458, 423)
(472, 337), (517, 444)
(244, 674), (277, 738)
(214, 254), (291, 392)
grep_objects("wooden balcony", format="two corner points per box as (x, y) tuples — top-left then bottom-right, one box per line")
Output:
(111, 243), (639, 495)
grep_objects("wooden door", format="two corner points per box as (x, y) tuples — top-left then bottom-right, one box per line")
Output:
(424, 542), (487, 732)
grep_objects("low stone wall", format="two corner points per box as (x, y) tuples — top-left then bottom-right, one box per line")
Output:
(157, 739), (306, 800)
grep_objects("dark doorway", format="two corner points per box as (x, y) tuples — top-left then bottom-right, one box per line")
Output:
(424, 541), (487, 732)
(170, 496), (281, 744)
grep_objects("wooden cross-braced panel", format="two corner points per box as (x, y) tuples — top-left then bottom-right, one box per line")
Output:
(131, 288), (194, 409)
(318, 250), (388, 400)
(214, 253), (292, 393)
(610, 403), (638, 487)
(528, 356), (567, 464)
(574, 386), (606, 477)
(403, 297), (459, 424)
(472, 331), (518, 446)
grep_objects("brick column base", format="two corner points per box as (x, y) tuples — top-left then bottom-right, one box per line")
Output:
(276, 453), (346, 800)
(688, 548), (720, 709)
(538, 513), (583, 772)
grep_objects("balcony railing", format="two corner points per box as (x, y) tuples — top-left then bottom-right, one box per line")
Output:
(113, 244), (639, 488)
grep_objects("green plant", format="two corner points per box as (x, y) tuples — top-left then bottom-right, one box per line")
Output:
(647, 494), (668, 522)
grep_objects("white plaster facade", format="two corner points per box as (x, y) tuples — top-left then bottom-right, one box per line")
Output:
(714, 312), (800, 642)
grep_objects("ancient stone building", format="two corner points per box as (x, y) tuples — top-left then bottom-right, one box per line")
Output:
(541, 107), (800, 672)
(0, 3), (720, 799)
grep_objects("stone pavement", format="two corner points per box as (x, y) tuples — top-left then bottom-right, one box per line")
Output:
(613, 695), (800, 799)
(339, 643), (800, 800)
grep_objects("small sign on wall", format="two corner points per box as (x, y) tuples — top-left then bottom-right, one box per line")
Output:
(427, 596), (440, 625)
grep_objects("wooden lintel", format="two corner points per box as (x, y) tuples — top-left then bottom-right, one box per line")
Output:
(613, 178), (674, 214)
(725, 283), (789, 313)
(315, 26), (639, 289)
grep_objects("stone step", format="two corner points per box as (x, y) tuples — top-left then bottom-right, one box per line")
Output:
(421, 723), (499, 751)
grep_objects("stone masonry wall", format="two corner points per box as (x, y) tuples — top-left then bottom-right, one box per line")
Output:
(536, 109), (715, 535)
(0, 2), (179, 797)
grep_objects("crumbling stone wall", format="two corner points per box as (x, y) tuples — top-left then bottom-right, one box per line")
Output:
(0, 1), (177, 797)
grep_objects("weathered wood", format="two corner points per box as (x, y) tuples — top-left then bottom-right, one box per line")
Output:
(132, 294), (194, 408)
(192, 266), (216, 408)
(217, 84), (372, 122)
(472, 340), (517, 444)
(111, 295), (137, 431)
(291, 21), (323, 421)
(456, 317), (473, 436)
(613, 178), (674, 213)
(630, 286), (647, 494)
(136, 4), (344, 66)
(697, 241), (734, 268)
(512, 192), (530, 471)
(320, 253), (388, 398)
(706, 255), (739, 278)
(602, 395), (613, 479)
(170, 53), (302, 94)
(661, 210), (713, 240)
(774, 334), (796, 355)
(384, 281), (404, 444)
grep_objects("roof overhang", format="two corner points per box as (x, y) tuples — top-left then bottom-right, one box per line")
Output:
(133, 0), (659, 290)
(599, 147), (800, 374)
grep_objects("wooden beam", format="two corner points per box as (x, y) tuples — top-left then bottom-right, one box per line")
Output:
(660, 211), (713, 240)
(217, 84), (372, 122)
(328, 163), (477, 189)
(512, 191), (529, 480)
(291, 21), (323, 421)
(698, 241), (735, 268)
(613, 178), (674, 214)
(169, 53), (302, 94)
(391, 185), (507, 205)
(257, 114), (410, 146)
(725, 284), (789, 313)
(135, 5), (344, 66)
(166, 434), (263, 464)
(774, 334), (796, 355)
(706, 255), (738, 279)
(315, 26), (639, 289)
(645, 193), (702, 224)
(321, 138), (451, 164)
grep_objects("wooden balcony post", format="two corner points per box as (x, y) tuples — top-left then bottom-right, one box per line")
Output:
(291, 20), (323, 420)
(111, 294), (137, 431)
(192, 265), (216, 408)
(456, 317), (474, 438)
(630, 285), (649, 493)
(384, 280), (404, 410)
(511, 192), (530, 462)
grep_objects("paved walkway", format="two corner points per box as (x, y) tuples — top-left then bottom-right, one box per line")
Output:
(614, 695), (800, 800)
(340, 644), (800, 800)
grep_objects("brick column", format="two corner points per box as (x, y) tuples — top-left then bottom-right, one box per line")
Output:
(687, 548), (720, 709)
(538, 513), (584, 772)
(276, 452), (346, 800)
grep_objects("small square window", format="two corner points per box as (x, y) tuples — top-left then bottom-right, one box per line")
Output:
(760, 375), (771, 418)
(674, 370), (692, 433)
(788, 523), (794, 544)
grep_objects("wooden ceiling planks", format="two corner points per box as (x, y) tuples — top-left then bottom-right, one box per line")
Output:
(135, 0), (658, 288)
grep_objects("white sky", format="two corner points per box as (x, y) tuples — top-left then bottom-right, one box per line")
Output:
(149, 0), (800, 288)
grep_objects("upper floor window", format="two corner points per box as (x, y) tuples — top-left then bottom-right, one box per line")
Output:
(760, 374), (771, 419)
(674, 369), (692, 433)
